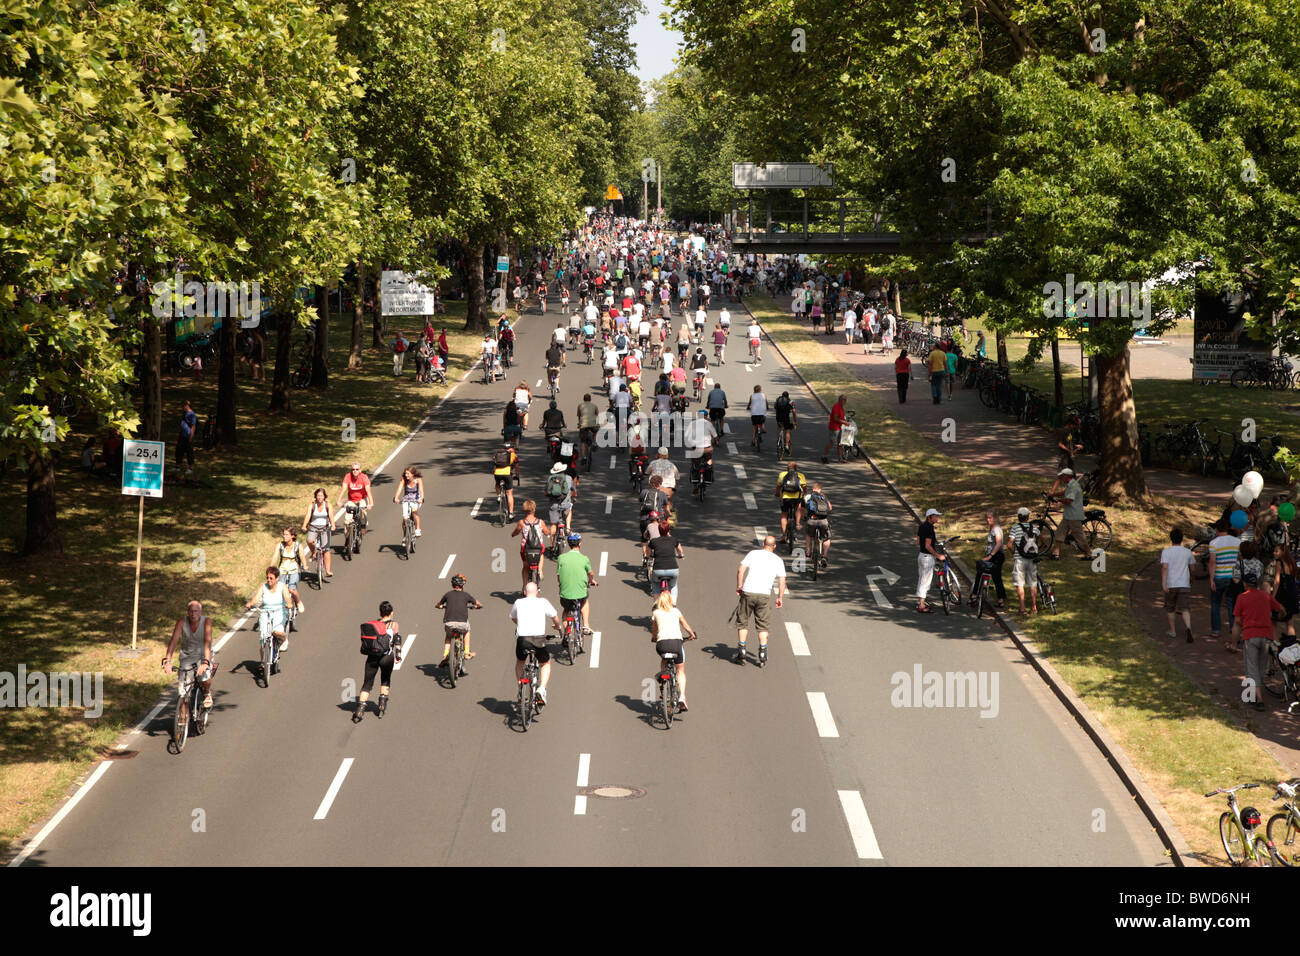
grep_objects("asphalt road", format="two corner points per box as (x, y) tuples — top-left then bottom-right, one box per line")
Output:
(14, 298), (1171, 867)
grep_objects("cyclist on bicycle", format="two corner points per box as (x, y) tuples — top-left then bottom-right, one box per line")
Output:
(512, 500), (553, 591)
(718, 306), (731, 336)
(480, 333), (498, 376)
(803, 481), (832, 568)
(690, 347), (709, 392)
(774, 461), (806, 552)
(245, 565), (292, 660)
(651, 589), (698, 713)
(676, 322), (692, 363)
(747, 384), (768, 448)
(498, 322), (515, 368)
(393, 465), (424, 538)
(581, 316), (597, 357)
(747, 319), (762, 363)
(541, 399), (566, 453)
(576, 394), (600, 466)
(639, 475), (670, 539)
(301, 487), (335, 581)
(774, 391), (796, 451)
(556, 532), (598, 638)
(437, 574), (482, 667)
(162, 599), (215, 710)
(492, 443), (519, 519)
(647, 447), (679, 505)
(684, 410), (716, 489)
(545, 461), (576, 544)
(706, 382), (728, 434)
(693, 305), (707, 342)
(510, 581), (562, 708)
(337, 462), (373, 554)
(270, 528), (307, 625)
(545, 342), (564, 394)
(644, 518), (684, 600)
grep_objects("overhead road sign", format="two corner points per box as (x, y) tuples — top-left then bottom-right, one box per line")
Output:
(733, 162), (834, 189)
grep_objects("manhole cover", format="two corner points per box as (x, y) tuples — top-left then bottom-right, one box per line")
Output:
(579, 785), (645, 800)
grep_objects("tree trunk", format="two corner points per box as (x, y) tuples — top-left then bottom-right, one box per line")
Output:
(891, 279), (902, 320)
(465, 241), (489, 333)
(1095, 348), (1149, 502)
(996, 331), (1009, 370)
(216, 311), (237, 445)
(348, 263), (364, 370)
(312, 285), (330, 388)
(269, 311), (292, 412)
(371, 270), (384, 348)
(135, 261), (163, 441)
(23, 449), (62, 557)
(1050, 335), (1064, 411)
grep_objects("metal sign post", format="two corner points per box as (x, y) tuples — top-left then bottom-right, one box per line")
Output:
(121, 439), (165, 650)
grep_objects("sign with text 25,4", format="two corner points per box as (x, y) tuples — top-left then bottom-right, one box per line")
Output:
(122, 440), (165, 498)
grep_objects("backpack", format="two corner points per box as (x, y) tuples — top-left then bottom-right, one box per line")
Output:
(359, 620), (395, 656)
(546, 472), (568, 499)
(775, 395), (791, 418)
(492, 448), (513, 469)
(781, 471), (802, 494)
(1016, 522), (1039, 557)
(808, 492), (829, 518)
(522, 517), (544, 549)
(394, 338), (406, 353)
(639, 488), (659, 514)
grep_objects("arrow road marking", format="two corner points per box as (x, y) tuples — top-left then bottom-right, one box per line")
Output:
(865, 566), (900, 608)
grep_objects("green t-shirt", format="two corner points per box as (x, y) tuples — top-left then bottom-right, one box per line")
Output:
(556, 551), (593, 600)
(946, 352), (958, 375)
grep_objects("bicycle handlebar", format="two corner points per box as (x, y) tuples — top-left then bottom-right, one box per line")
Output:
(1204, 783), (1259, 797)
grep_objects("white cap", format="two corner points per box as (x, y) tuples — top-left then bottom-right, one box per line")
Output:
(550, 462), (567, 474)
(925, 508), (942, 518)
(1058, 468), (1074, 476)
(1017, 507), (1031, 518)
(658, 447), (669, 456)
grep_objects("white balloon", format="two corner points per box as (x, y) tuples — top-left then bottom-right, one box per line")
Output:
(1243, 471), (1264, 497)
(1233, 485), (1254, 506)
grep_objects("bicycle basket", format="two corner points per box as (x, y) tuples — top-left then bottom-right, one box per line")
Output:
(1241, 807), (1263, 829)
(1281, 644), (1300, 666)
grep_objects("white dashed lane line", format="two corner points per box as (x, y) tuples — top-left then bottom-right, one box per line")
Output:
(605, 495), (613, 514)
(599, 552), (608, 576)
(743, 492), (757, 510)
(438, 555), (455, 579)
(806, 692), (839, 737)
(393, 634), (415, 670)
(837, 790), (884, 860)
(734, 464), (747, 479)
(314, 758), (355, 820)
(575, 753), (591, 815)
(470, 497), (482, 518)
(785, 622), (810, 656)
(589, 631), (601, 668)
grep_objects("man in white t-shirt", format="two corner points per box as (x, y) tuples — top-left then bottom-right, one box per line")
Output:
(583, 301), (599, 327)
(683, 410), (716, 488)
(734, 535), (786, 666)
(637, 317), (652, 348)
(647, 446), (679, 502)
(843, 307), (857, 345)
(1160, 527), (1198, 643)
(747, 321), (763, 363)
(510, 582), (562, 706)
(719, 307), (731, 334)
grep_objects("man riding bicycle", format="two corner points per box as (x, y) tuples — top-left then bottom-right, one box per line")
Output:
(774, 461), (807, 552)
(545, 342), (564, 394)
(803, 481), (832, 568)
(684, 410), (716, 490)
(556, 532), (598, 638)
(706, 382), (728, 434)
(492, 442), (519, 519)
(576, 393), (600, 467)
(162, 600), (215, 711)
(337, 462), (374, 553)
(774, 391), (797, 451)
(437, 574), (482, 668)
(746, 385), (768, 449)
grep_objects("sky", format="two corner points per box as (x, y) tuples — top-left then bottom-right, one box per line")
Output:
(632, 0), (684, 85)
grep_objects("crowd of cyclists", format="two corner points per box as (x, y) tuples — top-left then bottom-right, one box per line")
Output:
(168, 214), (871, 732)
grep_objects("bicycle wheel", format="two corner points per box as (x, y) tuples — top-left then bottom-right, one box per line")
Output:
(1034, 522), (1055, 556)
(1268, 812), (1300, 866)
(173, 694), (190, 752)
(978, 385), (997, 408)
(342, 523), (354, 561)
(1082, 518), (1112, 552)
(1220, 812), (1246, 864)
(660, 673), (674, 728)
(947, 575), (962, 609)
(810, 542), (818, 581)
(564, 625), (577, 666)
(1262, 653), (1285, 698)
(403, 518), (413, 558)
(975, 580), (986, 619)
(1230, 368), (1251, 389)
(292, 365), (311, 389)
(520, 671), (534, 731)
(939, 575), (950, 615)
(447, 636), (461, 688)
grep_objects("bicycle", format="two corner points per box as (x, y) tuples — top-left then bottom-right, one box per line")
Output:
(690, 458), (710, 502)
(496, 479), (512, 528)
(933, 535), (962, 614)
(781, 507), (799, 555)
(516, 644), (543, 732)
(256, 608), (282, 686)
(444, 623), (469, 688)
(629, 455), (647, 496)
(1267, 781), (1300, 866)
(807, 522), (829, 580)
(307, 529), (328, 589)
(401, 507), (416, 559)
(970, 561), (1000, 618)
(342, 503), (362, 561)
(655, 638), (695, 729)
(170, 661), (217, 753)
(1205, 783), (1275, 865)
(1031, 554), (1057, 613)
(776, 427), (790, 460)
(482, 354), (494, 385)
(1260, 639), (1300, 706)
(560, 601), (586, 666)
(1033, 493), (1112, 555)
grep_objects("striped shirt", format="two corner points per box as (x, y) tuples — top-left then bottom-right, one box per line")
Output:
(1209, 534), (1241, 581)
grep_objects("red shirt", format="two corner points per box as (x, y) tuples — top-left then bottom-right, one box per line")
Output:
(829, 401), (847, 430)
(894, 355), (911, 374)
(1235, 589), (1284, 639)
(343, 471), (371, 503)
(623, 356), (641, 379)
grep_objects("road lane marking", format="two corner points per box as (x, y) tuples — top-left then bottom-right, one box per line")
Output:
(807, 693), (839, 737)
(314, 758), (355, 820)
(8, 762), (114, 866)
(605, 495), (613, 514)
(837, 790), (884, 860)
(743, 492), (757, 510)
(865, 567), (900, 608)
(575, 753), (591, 815)
(470, 497), (482, 518)
(734, 464), (747, 479)
(438, 555), (455, 579)
(599, 552), (608, 576)
(723, 423), (732, 434)
(753, 526), (767, 542)
(609, 455), (617, 469)
(393, 633), (415, 670)
(785, 622), (810, 656)
(589, 630), (601, 668)
(727, 442), (738, 455)
(536, 379), (543, 388)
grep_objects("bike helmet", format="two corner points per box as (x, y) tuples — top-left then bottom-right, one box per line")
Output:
(567, 532), (582, 543)
(1241, 807), (1263, 829)
(451, 574), (467, 588)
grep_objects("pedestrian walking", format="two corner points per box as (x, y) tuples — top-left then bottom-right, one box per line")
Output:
(894, 349), (911, 404)
(1160, 528), (1196, 643)
(177, 400), (197, 484)
(1233, 572), (1283, 711)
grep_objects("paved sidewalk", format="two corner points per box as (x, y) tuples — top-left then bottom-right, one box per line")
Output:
(758, 292), (1300, 777)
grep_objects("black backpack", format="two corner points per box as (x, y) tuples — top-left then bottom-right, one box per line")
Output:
(781, 471), (802, 494)
(523, 519), (544, 557)
(807, 492), (829, 517)
(775, 395), (791, 418)
(359, 620), (396, 656)
(492, 448), (513, 469)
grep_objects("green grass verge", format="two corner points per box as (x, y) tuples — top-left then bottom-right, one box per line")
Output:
(751, 293), (1286, 865)
(0, 302), (492, 856)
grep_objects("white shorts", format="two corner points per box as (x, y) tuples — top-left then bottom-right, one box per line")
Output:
(1011, 556), (1038, 588)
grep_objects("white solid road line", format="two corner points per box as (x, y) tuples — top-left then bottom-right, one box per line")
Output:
(743, 492), (757, 510)
(753, 526), (767, 542)
(785, 622), (810, 656)
(727, 442), (738, 455)
(605, 494), (613, 514)
(806, 692), (840, 737)
(213, 606), (257, 653)
(438, 554), (456, 579)
(589, 630), (601, 668)
(734, 464), (747, 479)
(393, 633), (415, 670)
(575, 753), (591, 815)
(9, 761), (113, 866)
(837, 790), (884, 860)
(599, 552), (608, 576)
(314, 758), (355, 820)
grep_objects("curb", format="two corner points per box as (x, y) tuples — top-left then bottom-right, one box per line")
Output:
(743, 295), (1192, 866)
